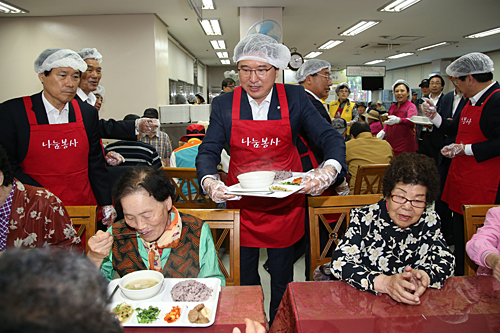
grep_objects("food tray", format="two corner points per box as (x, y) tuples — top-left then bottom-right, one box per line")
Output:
(108, 277), (221, 327)
(226, 173), (305, 198)
(409, 115), (433, 126)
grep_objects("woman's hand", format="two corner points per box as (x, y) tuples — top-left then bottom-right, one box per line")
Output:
(232, 318), (266, 333)
(485, 253), (500, 283)
(87, 230), (113, 267)
(374, 266), (429, 305)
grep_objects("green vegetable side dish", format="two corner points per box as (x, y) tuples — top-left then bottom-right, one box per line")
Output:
(280, 181), (300, 185)
(135, 305), (161, 324)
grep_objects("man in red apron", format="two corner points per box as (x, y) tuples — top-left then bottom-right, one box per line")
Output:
(423, 52), (500, 276)
(196, 34), (347, 323)
(0, 48), (116, 226)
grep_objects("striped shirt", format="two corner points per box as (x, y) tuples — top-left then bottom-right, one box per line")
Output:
(105, 141), (161, 168)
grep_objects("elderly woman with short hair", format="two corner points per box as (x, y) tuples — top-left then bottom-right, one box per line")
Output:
(329, 82), (359, 135)
(87, 167), (224, 284)
(329, 152), (454, 304)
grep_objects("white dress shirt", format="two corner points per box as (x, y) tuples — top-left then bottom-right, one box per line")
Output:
(76, 87), (96, 106)
(42, 91), (69, 124)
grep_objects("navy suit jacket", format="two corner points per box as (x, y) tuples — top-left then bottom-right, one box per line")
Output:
(196, 84), (347, 183)
(0, 92), (112, 206)
(74, 95), (136, 140)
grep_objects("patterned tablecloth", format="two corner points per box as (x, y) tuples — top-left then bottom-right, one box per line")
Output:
(124, 286), (268, 332)
(270, 276), (500, 333)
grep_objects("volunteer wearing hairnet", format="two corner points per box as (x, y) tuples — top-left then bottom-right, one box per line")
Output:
(422, 52), (500, 275)
(196, 34), (347, 323)
(377, 79), (418, 156)
(174, 94), (187, 104)
(187, 94), (198, 104)
(76, 48), (158, 141)
(0, 48), (116, 226)
(329, 82), (359, 135)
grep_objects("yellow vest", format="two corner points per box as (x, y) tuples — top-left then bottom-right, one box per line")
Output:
(329, 100), (355, 134)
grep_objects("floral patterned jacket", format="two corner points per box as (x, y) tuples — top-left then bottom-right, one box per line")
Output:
(6, 179), (82, 251)
(330, 199), (455, 294)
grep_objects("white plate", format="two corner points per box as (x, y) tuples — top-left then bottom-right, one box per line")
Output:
(108, 277), (221, 327)
(409, 116), (433, 126)
(226, 174), (305, 198)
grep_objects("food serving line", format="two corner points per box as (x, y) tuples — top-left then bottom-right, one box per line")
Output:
(269, 276), (500, 333)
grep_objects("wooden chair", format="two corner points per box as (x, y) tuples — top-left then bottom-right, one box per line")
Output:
(308, 194), (383, 281)
(162, 167), (216, 209)
(462, 204), (498, 276)
(352, 164), (389, 195)
(178, 209), (240, 286)
(65, 205), (98, 247)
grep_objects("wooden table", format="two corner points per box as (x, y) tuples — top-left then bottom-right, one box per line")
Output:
(124, 286), (268, 332)
(270, 276), (500, 333)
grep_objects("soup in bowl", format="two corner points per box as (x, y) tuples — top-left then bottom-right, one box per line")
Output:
(118, 270), (164, 300)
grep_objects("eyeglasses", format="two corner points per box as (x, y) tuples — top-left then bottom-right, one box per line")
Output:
(314, 73), (333, 82)
(237, 67), (275, 78)
(390, 194), (427, 208)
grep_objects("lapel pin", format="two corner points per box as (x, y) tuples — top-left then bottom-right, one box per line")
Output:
(277, 106), (281, 109)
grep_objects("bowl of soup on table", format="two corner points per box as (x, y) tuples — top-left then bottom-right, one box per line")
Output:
(118, 270), (164, 300)
(237, 171), (276, 189)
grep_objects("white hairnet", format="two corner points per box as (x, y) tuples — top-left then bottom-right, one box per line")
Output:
(233, 34), (291, 70)
(335, 82), (350, 95)
(94, 85), (105, 97)
(446, 52), (494, 77)
(175, 94), (187, 104)
(77, 48), (103, 65)
(392, 79), (410, 92)
(295, 59), (331, 83)
(34, 48), (88, 74)
(187, 94), (197, 103)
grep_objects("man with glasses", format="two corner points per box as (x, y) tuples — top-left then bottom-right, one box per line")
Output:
(418, 74), (445, 164)
(423, 52), (500, 276)
(221, 77), (236, 94)
(196, 34), (346, 323)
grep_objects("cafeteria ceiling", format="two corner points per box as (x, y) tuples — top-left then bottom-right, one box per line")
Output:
(3, 0), (500, 70)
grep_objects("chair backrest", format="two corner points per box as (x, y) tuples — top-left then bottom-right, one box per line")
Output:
(178, 209), (240, 286)
(308, 194), (383, 281)
(162, 167), (216, 209)
(65, 206), (98, 249)
(352, 164), (389, 195)
(462, 204), (498, 276)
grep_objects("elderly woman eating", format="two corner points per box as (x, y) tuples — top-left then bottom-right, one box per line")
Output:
(330, 152), (454, 304)
(87, 167), (225, 284)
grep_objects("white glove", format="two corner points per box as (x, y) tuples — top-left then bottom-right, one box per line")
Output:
(376, 130), (386, 139)
(335, 179), (350, 196)
(105, 151), (125, 166)
(421, 98), (437, 119)
(202, 175), (241, 203)
(441, 143), (465, 158)
(385, 115), (401, 126)
(136, 118), (160, 135)
(99, 205), (117, 226)
(300, 165), (337, 196)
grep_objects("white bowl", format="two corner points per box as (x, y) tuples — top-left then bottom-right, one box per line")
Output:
(237, 171), (276, 189)
(118, 270), (164, 300)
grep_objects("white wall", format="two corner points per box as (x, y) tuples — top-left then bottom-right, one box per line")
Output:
(0, 14), (171, 120)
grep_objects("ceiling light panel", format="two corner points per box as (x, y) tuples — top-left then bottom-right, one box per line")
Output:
(199, 19), (222, 36)
(304, 52), (323, 59)
(202, 0), (215, 10)
(216, 52), (228, 58)
(221, 59), (230, 65)
(465, 27), (500, 39)
(416, 41), (454, 51)
(365, 60), (385, 65)
(0, 1), (28, 13)
(387, 52), (414, 59)
(378, 0), (421, 12)
(318, 40), (344, 50)
(340, 21), (381, 36)
(210, 40), (226, 50)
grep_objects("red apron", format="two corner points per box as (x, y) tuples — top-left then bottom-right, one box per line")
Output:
(442, 89), (500, 213)
(20, 96), (96, 207)
(226, 85), (305, 248)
